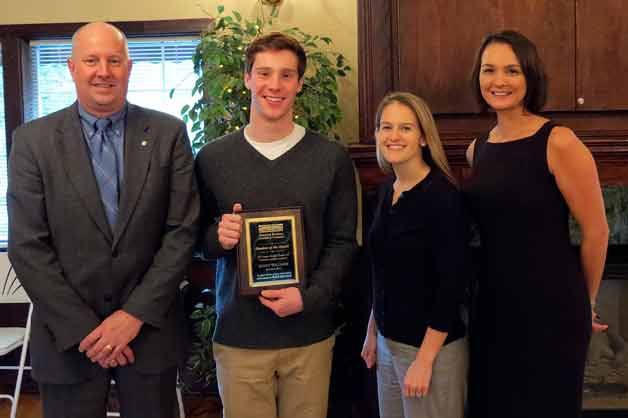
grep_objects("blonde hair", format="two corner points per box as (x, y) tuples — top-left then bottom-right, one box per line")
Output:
(374, 91), (457, 186)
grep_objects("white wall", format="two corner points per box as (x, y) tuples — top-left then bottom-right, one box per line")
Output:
(0, 252), (28, 302)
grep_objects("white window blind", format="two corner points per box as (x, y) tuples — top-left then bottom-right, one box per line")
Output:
(25, 36), (200, 131)
(0, 45), (7, 247)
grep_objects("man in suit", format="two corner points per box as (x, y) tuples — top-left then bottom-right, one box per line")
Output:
(7, 22), (199, 418)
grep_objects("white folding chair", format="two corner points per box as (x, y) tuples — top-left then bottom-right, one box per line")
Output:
(0, 261), (33, 418)
(105, 369), (186, 417)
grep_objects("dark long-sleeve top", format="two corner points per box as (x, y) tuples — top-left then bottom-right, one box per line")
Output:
(368, 170), (469, 348)
(195, 129), (357, 349)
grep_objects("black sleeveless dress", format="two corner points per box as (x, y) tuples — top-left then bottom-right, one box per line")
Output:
(463, 121), (591, 418)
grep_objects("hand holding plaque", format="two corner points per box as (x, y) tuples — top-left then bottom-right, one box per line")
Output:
(237, 207), (306, 296)
(218, 203), (243, 250)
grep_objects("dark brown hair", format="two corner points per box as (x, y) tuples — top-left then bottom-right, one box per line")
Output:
(245, 32), (306, 79)
(470, 30), (547, 113)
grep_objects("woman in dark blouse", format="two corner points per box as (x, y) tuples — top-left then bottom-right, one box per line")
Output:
(361, 92), (469, 418)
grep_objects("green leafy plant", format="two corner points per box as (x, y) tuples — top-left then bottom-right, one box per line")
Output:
(186, 293), (217, 392)
(176, 2), (351, 151)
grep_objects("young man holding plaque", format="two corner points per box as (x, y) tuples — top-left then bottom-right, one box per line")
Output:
(195, 32), (357, 418)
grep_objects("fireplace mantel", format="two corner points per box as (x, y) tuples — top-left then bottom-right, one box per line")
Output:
(349, 118), (628, 192)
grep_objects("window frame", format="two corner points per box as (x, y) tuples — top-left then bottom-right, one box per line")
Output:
(0, 19), (209, 152)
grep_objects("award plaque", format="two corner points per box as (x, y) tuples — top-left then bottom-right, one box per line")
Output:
(237, 207), (306, 296)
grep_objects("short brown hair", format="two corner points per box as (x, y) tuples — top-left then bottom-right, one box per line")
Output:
(245, 32), (306, 79)
(470, 30), (547, 113)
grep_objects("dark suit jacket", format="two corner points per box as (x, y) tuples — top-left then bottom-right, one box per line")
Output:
(7, 103), (200, 384)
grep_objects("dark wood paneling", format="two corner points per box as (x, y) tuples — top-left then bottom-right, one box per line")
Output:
(1, 36), (26, 149)
(348, 144), (388, 192)
(358, 0), (604, 144)
(576, 0), (628, 110)
(351, 111), (628, 190)
(358, 0), (628, 192)
(358, 0), (394, 142)
(395, 0), (575, 113)
(186, 258), (216, 288)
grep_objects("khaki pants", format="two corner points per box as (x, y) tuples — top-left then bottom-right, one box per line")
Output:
(213, 336), (335, 418)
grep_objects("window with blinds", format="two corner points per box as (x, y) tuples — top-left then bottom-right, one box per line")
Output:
(0, 36), (200, 249)
(0, 46), (7, 247)
(25, 36), (200, 129)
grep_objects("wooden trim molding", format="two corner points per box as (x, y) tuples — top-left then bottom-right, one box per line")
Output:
(1, 36), (26, 152)
(351, 134), (628, 162)
(350, 129), (628, 189)
(358, 0), (393, 141)
(0, 19), (210, 38)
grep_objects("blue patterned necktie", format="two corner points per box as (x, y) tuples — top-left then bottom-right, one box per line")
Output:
(91, 118), (119, 228)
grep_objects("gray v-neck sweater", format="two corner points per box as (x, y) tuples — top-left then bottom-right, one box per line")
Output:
(195, 130), (357, 348)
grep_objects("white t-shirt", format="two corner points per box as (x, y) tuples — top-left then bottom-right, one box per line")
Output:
(243, 123), (306, 160)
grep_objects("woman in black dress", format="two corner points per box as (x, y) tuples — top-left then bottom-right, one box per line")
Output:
(463, 30), (609, 418)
